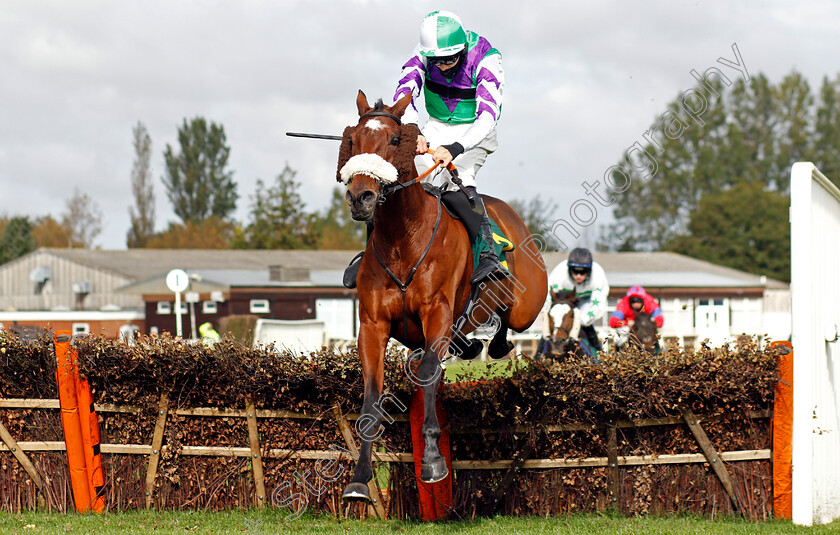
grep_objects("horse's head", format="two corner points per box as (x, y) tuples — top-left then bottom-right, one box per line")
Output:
(337, 90), (419, 221)
(548, 289), (580, 353)
(550, 289), (578, 307)
(630, 312), (658, 350)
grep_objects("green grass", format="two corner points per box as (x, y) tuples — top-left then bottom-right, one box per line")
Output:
(1, 510), (839, 535)
(443, 357), (523, 383)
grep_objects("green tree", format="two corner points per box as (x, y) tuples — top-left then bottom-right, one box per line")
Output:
(313, 187), (365, 250)
(236, 164), (319, 249)
(611, 69), (840, 254)
(613, 77), (730, 249)
(128, 121), (156, 247)
(162, 117), (238, 223)
(0, 216), (36, 264)
(666, 182), (790, 282)
(813, 75), (840, 185)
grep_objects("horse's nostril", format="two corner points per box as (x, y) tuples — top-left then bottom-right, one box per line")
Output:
(360, 191), (375, 204)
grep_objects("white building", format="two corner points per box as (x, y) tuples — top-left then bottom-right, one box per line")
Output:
(543, 251), (790, 349)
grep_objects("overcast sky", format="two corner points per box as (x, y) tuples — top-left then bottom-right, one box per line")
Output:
(2, 1), (838, 250)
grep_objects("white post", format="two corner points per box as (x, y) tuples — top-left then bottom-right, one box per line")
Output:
(166, 269), (190, 339)
(790, 162), (814, 525)
(790, 162), (840, 526)
(174, 290), (183, 338)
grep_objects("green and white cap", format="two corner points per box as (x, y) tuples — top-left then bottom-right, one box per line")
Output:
(418, 10), (467, 58)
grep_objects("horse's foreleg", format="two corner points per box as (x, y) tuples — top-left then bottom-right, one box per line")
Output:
(416, 300), (453, 483)
(342, 319), (388, 502)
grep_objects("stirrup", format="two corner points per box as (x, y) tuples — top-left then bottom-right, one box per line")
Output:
(470, 256), (509, 285)
(343, 251), (364, 289)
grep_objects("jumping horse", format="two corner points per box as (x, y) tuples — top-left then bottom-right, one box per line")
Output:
(338, 91), (547, 501)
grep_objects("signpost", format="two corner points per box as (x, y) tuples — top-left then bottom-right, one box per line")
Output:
(165, 269), (189, 338)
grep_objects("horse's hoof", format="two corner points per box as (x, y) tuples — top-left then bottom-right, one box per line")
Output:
(341, 482), (371, 502)
(488, 340), (514, 359)
(461, 339), (484, 360)
(420, 457), (449, 483)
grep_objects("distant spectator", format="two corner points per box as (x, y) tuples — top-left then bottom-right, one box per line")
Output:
(199, 321), (220, 345)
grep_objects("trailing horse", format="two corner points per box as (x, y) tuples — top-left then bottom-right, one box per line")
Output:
(628, 311), (659, 352)
(338, 91), (547, 502)
(538, 289), (596, 361)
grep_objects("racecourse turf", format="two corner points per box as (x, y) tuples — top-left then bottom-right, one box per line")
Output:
(1, 510), (839, 534)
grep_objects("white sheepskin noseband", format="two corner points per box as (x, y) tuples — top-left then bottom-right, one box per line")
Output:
(339, 153), (398, 186)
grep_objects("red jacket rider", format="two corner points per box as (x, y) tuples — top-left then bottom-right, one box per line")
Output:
(609, 286), (664, 328)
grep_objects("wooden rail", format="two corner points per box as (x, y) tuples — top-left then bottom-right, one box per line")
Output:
(0, 397), (773, 514)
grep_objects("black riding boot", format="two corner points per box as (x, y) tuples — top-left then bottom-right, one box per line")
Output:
(580, 324), (603, 352)
(470, 206), (510, 285)
(342, 222), (373, 289)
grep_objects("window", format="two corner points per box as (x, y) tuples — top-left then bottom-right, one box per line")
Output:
(157, 302), (171, 315)
(177, 302), (188, 314)
(72, 323), (90, 335)
(202, 301), (218, 314)
(250, 299), (270, 314)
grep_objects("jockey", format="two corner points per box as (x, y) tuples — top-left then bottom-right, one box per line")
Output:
(609, 286), (664, 329)
(343, 10), (507, 289)
(547, 248), (610, 351)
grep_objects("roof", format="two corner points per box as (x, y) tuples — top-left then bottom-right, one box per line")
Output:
(26, 248), (787, 292)
(543, 251), (788, 289)
(38, 248), (359, 280)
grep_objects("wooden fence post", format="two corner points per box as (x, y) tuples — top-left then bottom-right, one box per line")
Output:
(245, 398), (266, 509)
(683, 409), (741, 513)
(144, 392), (170, 509)
(607, 420), (619, 511)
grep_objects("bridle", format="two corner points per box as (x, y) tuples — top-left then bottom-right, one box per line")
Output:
(354, 110), (444, 340)
(354, 111), (452, 196)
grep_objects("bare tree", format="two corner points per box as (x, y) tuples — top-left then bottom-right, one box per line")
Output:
(62, 188), (103, 248)
(127, 122), (155, 247)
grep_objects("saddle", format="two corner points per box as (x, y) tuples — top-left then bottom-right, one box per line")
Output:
(421, 184), (514, 270)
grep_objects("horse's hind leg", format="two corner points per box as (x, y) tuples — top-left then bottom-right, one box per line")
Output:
(488, 319), (514, 359)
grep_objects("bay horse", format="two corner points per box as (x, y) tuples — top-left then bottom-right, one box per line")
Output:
(628, 312), (659, 352)
(338, 91), (547, 501)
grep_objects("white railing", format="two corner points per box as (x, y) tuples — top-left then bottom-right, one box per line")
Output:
(790, 162), (840, 526)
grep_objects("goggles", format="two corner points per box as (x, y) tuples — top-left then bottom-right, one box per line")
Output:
(570, 267), (590, 276)
(629, 297), (644, 305)
(430, 55), (460, 67)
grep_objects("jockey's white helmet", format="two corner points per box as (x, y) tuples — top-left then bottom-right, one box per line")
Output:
(418, 11), (467, 58)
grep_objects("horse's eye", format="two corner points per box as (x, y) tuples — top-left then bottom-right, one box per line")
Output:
(390, 135), (400, 146)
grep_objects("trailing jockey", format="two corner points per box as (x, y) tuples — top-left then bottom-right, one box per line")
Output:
(610, 285), (664, 347)
(547, 248), (610, 352)
(344, 10), (508, 289)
